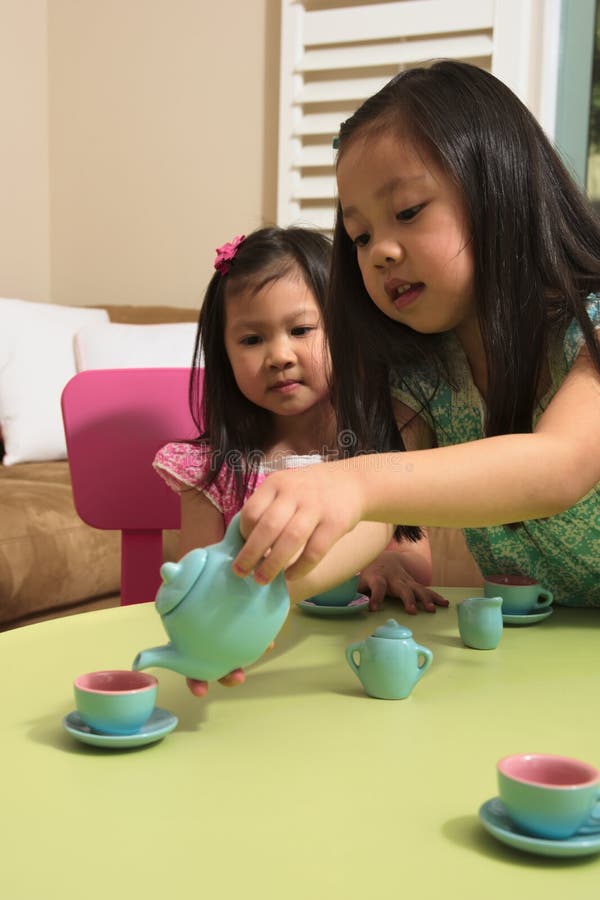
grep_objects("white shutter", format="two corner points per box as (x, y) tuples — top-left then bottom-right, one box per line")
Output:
(277, 0), (560, 233)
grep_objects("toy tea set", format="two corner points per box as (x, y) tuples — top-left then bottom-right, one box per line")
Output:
(62, 516), (559, 746)
(62, 513), (435, 748)
(62, 516), (600, 858)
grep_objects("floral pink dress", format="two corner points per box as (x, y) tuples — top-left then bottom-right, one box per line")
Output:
(153, 442), (322, 527)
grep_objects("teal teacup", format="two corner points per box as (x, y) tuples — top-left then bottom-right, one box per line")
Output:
(310, 574), (360, 607)
(74, 670), (158, 735)
(484, 575), (553, 616)
(498, 753), (600, 839)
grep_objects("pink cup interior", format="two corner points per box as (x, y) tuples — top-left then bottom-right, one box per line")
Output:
(485, 574), (536, 586)
(499, 753), (599, 787)
(75, 670), (157, 695)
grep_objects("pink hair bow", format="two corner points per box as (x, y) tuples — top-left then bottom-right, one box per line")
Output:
(214, 234), (246, 276)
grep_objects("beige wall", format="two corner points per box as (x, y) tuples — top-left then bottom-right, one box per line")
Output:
(1, 0), (279, 308)
(0, 0), (51, 301)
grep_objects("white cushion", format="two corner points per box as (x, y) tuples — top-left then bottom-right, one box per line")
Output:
(74, 321), (198, 371)
(0, 298), (109, 465)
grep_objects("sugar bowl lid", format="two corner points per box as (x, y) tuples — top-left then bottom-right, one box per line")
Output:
(372, 618), (413, 639)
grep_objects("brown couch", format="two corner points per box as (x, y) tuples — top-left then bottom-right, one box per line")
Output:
(0, 302), (481, 630)
(0, 304), (197, 630)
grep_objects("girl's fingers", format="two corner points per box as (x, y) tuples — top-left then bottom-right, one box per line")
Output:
(242, 505), (326, 584)
(186, 677), (209, 697)
(364, 575), (386, 611)
(279, 520), (343, 582)
(186, 668), (247, 696)
(425, 588), (449, 607)
(396, 588), (418, 614)
(235, 499), (299, 578)
(419, 592), (437, 613)
(219, 668), (246, 687)
(235, 467), (363, 583)
(387, 584), (449, 614)
(253, 523), (313, 583)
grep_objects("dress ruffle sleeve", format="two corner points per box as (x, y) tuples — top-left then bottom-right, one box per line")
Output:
(153, 442), (227, 516)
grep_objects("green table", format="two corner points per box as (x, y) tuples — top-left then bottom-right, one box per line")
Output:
(2, 589), (599, 898)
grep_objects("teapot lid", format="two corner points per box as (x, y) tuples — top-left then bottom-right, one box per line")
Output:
(372, 618), (413, 639)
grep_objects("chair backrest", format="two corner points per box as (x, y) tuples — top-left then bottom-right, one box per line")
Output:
(61, 367), (201, 605)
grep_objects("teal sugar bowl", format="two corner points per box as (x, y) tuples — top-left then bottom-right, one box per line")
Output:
(346, 619), (433, 699)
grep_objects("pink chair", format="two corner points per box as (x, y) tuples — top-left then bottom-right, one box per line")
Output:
(61, 368), (201, 605)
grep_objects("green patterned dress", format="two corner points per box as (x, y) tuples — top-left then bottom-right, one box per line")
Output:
(390, 297), (600, 606)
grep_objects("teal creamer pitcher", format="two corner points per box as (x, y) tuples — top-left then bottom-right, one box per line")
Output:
(132, 513), (290, 682)
(345, 619), (433, 699)
(456, 595), (503, 650)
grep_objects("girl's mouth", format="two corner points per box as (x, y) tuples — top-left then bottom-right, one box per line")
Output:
(385, 281), (425, 311)
(270, 380), (300, 393)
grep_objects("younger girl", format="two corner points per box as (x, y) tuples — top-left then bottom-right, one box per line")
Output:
(234, 62), (600, 609)
(154, 226), (439, 693)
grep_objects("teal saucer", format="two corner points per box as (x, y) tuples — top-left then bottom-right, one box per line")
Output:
(63, 707), (178, 749)
(502, 608), (554, 626)
(297, 593), (370, 617)
(479, 798), (600, 858)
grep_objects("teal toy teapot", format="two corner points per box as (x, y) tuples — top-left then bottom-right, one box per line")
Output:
(345, 619), (433, 699)
(132, 513), (290, 682)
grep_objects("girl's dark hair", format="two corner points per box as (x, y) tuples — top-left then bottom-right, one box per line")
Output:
(327, 60), (600, 462)
(188, 225), (331, 504)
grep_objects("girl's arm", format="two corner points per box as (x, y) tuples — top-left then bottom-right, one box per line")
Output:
(352, 403), (446, 613)
(286, 520), (392, 602)
(181, 489), (442, 612)
(179, 489), (225, 556)
(235, 343), (600, 583)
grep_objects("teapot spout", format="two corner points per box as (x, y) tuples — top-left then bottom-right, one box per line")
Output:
(132, 644), (189, 676)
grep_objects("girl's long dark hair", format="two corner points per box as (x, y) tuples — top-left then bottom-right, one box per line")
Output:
(327, 61), (600, 460)
(188, 226), (331, 504)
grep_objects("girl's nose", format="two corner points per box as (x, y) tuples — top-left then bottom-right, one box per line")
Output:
(371, 237), (404, 268)
(266, 338), (296, 369)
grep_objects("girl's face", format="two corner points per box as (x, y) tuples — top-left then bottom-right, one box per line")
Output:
(223, 270), (331, 420)
(337, 132), (476, 337)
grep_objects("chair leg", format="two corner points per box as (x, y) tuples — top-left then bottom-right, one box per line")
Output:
(121, 530), (164, 605)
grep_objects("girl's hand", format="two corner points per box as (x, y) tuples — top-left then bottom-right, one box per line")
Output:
(358, 551), (448, 614)
(185, 643), (275, 697)
(186, 669), (246, 697)
(235, 463), (365, 583)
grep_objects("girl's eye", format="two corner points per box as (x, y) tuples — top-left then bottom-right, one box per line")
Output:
(291, 325), (315, 337)
(240, 335), (261, 346)
(396, 204), (425, 222)
(352, 233), (370, 248)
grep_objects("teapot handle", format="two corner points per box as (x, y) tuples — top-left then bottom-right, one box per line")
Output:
(414, 643), (433, 682)
(222, 512), (246, 555)
(345, 642), (362, 677)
